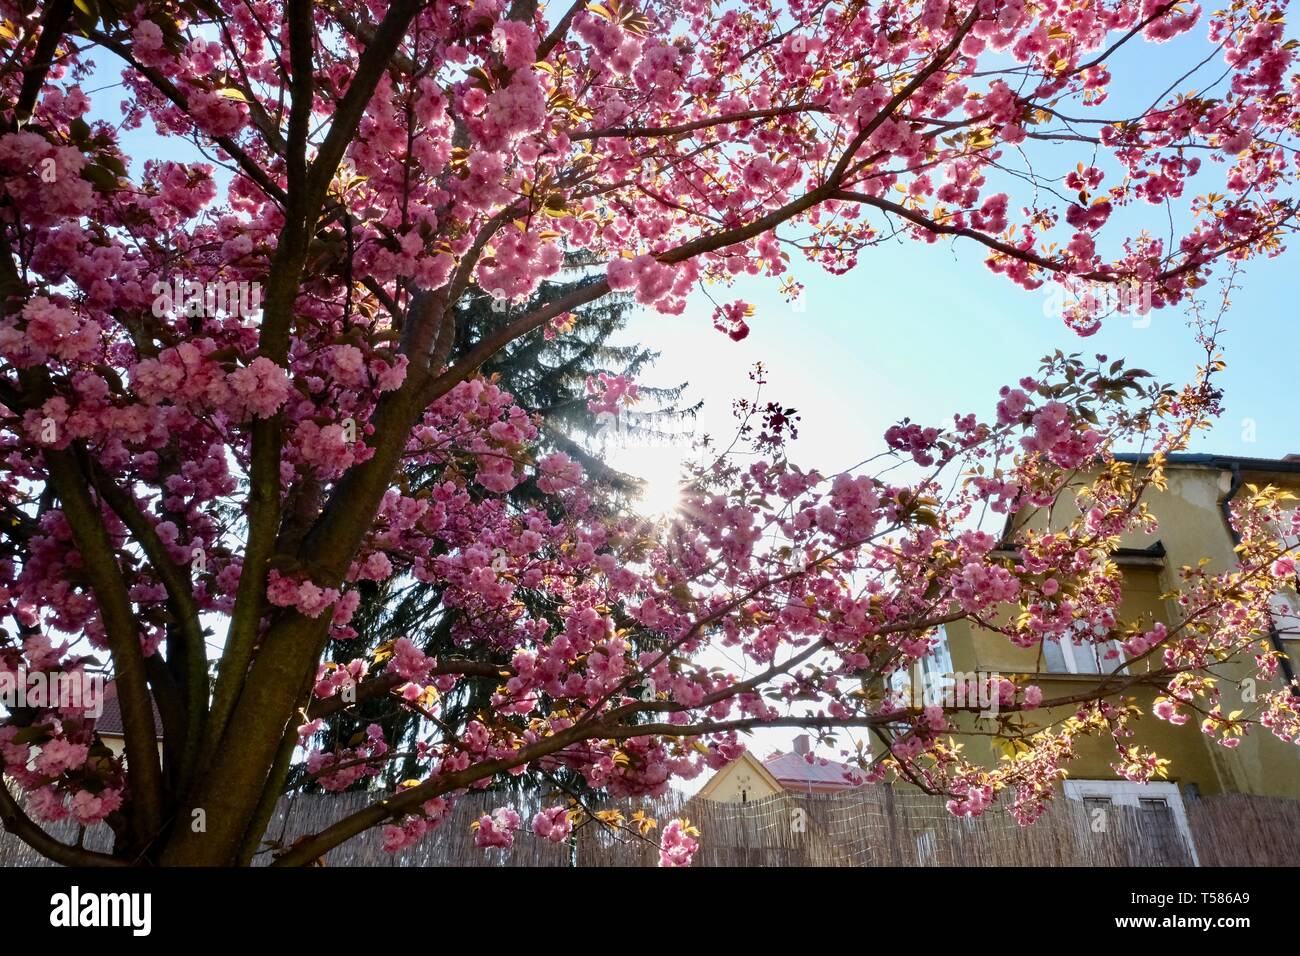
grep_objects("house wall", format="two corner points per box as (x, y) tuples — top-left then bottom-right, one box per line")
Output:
(702, 759), (783, 803)
(97, 735), (165, 764)
(942, 463), (1300, 798)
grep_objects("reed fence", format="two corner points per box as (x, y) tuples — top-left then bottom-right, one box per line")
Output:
(4, 782), (1297, 867)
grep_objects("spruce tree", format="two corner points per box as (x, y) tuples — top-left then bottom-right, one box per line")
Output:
(297, 263), (696, 795)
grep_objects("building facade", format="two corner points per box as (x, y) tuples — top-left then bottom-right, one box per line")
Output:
(937, 454), (1300, 825)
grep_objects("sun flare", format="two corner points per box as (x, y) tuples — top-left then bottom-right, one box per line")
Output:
(613, 447), (687, 518)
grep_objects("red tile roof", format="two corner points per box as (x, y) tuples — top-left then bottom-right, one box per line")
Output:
(763, 751), (865, 792)
(95, 680), (164, 739)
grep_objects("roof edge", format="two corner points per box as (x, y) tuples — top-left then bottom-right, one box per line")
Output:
(1112, 453), (1300, 475)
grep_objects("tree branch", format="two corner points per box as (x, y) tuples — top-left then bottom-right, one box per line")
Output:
(12, 0), (72, 127)
(0, 782), (129, 867)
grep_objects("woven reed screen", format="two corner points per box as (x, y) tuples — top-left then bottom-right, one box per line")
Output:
(7, 782), (1298, 867)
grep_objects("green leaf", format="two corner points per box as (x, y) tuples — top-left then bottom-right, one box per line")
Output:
(100, 153), (127, 177)
(71, 0), (99, 34)
(11, 724), (54, 745)
(80, 162), (119, 191)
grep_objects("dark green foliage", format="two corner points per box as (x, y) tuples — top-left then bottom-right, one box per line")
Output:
(293, 264), (696, 795)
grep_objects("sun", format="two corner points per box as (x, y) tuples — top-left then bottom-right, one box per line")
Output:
(636, 467), (685, 518)
(612, 447), (687, 518)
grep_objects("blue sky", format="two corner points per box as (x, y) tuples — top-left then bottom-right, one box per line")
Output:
(616, 189), (1299, 777)
(619, 223), (1300, 780)
(609, 18), (1300, 509)
(76, 17), (1300, 576)
(83, 15), (1298, 483)
(611, 209), (1298, 487)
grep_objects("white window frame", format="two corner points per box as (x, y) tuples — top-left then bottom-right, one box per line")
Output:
(1269, 590), (1300, 638)
(1269, 525), (1300, 637)
(889, 625), (954, 699)
(1063, 779), (1198, 864)
(1267, 521), (1299, 638)
(1043, 631), (1128, 675)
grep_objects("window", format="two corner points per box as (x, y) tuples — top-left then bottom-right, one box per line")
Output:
(889, 626), (954, 700)
(1063, 780), (1197, 864)
(1042, 632), (1127, 674)
(1268, 521), (1299, 637)
(1269, 591), (1300, 639)
(926, 627), (955, 677)
(732, 770), (756, 804)
(1139, 796), (1172, 818)
(1139, 797), (1180, 862)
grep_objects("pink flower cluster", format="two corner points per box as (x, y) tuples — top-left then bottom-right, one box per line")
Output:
(474, 807), (521, 849)
(535, 451), (585, 494)
(1019, 402), (1102, 469)
(585, 372), (639, 416)
(306, 723), (388, 791)
(382, 797), (454, 853)
(531, 806), (573, 843)
(267, 569), (341, 618)
(711, 300), (752, 341)
(658, 819), (699, 867)
(606, 254), (691, 309)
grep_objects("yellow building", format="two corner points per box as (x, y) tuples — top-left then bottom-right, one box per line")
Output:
(698, 735), (865, 802)
(937, 453), (1300, 830)
(693, 735), (870, 866)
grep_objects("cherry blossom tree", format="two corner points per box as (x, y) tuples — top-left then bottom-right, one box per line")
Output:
(1, 0), (1298, 866)
(314, 257), (692, 796)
